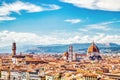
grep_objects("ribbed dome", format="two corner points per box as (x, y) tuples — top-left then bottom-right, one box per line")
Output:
(87, 42), (99, 53)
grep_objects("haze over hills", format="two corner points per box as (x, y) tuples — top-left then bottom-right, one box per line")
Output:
(0, 43), (120, 54)
(25, 43), (120, 54)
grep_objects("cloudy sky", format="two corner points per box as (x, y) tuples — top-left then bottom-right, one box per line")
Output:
(0, 0), (120, 47)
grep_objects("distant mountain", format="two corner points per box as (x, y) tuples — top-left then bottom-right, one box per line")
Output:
(25, 43), (120, 54)
(0, 43), (120, 54)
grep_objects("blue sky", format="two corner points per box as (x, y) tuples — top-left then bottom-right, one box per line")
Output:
(0, 0), (120, 47)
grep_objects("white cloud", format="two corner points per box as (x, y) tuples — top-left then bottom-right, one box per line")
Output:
(0, 30), (120, 47)
(64, 19), (81, 24)
(95, 34), (120, 44)
(60, 0), (120, 11)
(42, 4), (61, 11)
(79, 20), (120, 32)
(0, 30), (74, 47)
(0, 30), (58, 47)
(0, 1), (42, 16)
(0, 1), (61, 21)
(88, 25), (111, 31)
(0, 16), (16, 21)
(79, 25), (110, 32)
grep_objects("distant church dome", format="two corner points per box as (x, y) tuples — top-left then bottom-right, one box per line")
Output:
(87, 41), (100, 54)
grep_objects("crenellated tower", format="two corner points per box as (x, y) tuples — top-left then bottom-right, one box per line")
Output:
(12, 42), (16, 56)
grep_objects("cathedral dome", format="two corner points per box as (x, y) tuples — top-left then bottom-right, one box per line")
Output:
(87, 41), (99, 54)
